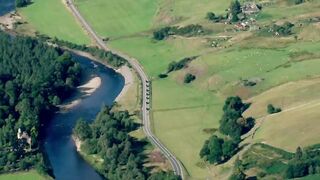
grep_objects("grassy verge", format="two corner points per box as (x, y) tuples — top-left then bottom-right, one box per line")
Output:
(0, 170), (50, 180)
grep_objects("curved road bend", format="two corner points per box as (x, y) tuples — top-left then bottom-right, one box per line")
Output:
(65, 0), (184, 178)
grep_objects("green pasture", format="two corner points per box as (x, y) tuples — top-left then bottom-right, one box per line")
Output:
(19, 0), (90, 44)
(0, 170), (47, 180)
(74, 0), (157, 38)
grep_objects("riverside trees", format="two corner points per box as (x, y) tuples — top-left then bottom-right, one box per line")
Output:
(74, 106), (180, 179)
(0, 30), (81, 173)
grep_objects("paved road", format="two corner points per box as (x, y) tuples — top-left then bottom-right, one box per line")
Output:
(65, 0), (184, 178)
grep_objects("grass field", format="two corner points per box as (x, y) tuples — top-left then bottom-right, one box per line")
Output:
(19, 0), (90, 44)
(244, 78), (320, 117)
(0, 170), (47, 180)
(19, 0), (320, 179)
(74, 0), (158, 38)
(253, 101), (320, 152)
(75, 0), (320, 178)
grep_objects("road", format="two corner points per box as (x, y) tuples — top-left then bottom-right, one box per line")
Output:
(65, 0), (184, 178)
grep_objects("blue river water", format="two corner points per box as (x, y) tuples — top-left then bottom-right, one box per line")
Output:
(0, 0), (15, 16)
(43, 54), (124, 180)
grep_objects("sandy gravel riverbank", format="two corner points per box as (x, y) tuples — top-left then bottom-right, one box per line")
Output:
(59, 76), (102, 111)
(68, 49), (134, 102)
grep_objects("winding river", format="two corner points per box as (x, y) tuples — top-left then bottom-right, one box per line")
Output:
(0, 3), (124, 179)
(43, 54), (124, 180)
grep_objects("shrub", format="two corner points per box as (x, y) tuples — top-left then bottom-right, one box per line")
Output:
(153, 25), (204, 40)
(167, 56), (197, 73)
(207, 12), (216, 20)
(153, 27), (171, 40)
(206, 12), (226, 23)
(267, 104), (282, 114)
(184, 73), (196, 83)
(288, 0), (304, 5)
(158, 74), (168, 78)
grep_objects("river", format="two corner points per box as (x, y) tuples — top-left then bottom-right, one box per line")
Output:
(0, 0), (15, 16)
(43, 54), (124, 180)
(0, 2), (124, 179)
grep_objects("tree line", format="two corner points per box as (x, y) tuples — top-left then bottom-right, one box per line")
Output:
(74, 106), (180, 180)
(0, 31), (81, 174)
(153, 24), (204, 40)
(286, 145), (320, 178)
(158, 56), (198, 79)
(200, 96), (255, 164)
(36, 35), (126, 68)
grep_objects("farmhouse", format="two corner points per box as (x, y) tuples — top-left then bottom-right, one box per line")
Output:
(17, 128), (32, 150)
(242, 2), (261, 15)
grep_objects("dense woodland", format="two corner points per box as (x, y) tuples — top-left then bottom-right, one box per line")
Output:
(0, 31), (81, 174)
(74, 106), (180, 180)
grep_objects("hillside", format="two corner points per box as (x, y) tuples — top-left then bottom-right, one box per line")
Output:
(15, 0), (320, 179)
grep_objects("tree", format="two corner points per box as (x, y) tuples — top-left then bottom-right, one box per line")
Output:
(206, 12), (216, 20)
(200, 135), (239, 164)
(15, 0), (30, 7)
(206, 136), (223, 163)
(222, 139), (238, 159)
(74, 118), (92, 141)
(0, 31), (80, 173)
(229, 168), (246, 180)
(229, 0), (241, 22)
(73, 106), (179, 179)
(295, 146), (303, 161)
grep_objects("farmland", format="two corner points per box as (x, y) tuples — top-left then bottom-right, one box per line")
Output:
(19, 0), (89, 44)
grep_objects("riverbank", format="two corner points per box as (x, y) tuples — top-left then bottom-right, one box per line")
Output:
(72, 135), (104, 175)
(68, 49), (134, 103)
(59, 75), (102, 111)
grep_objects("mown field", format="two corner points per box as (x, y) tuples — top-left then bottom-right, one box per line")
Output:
(19, 0), (90, 44)
(19, 0), (320, 179)
(0, 170), (47, 180)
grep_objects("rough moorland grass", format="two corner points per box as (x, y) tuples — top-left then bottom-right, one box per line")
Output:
(241, 143), (293, 178)
(256, 1), (320, 23)
(0, 170), (47, 180)
(157, 0), (230, 25)
(19, 0), (90, 44)
(253, 101), (320, 152)
(244, 78), (320, 118)
(74, 0), (158, 38)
